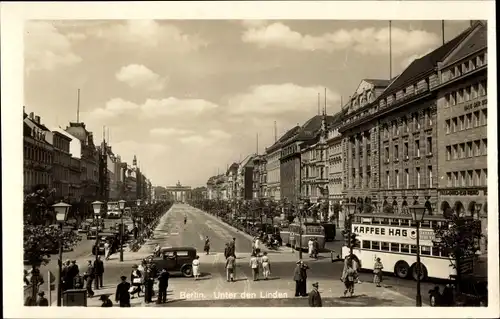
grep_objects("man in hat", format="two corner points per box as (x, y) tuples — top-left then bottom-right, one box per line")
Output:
(308, 282), (322, 307)
(293, 260), (305, 297)
(100, 294), (113, 307)
(156, 268), (170, 304)
(94, 255), (104, 290)
(115, 276), (131, 307)
(37, 291), (49, 306)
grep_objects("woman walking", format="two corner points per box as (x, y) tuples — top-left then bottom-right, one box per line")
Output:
(130, 264), (143, 298)
(373, 258), (384, 287)
(341, 259), (356, 297)
(192, 255), (201, 280)
(261, 252), (271, 280)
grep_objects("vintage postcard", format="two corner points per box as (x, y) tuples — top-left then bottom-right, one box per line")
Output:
(1, 1), (498, 318)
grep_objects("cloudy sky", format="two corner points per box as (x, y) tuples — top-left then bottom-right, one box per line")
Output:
(24, 19), (471, 187)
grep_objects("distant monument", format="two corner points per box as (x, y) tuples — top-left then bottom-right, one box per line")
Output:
(166, 181), (192, 203)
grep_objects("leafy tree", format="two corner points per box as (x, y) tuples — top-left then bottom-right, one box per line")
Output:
(432, 208), (483, 290)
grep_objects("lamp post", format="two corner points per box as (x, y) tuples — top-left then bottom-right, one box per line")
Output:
(118, 199), (126, 262)
(53, 201), (71, 307)
(136, 199), (142, 242)
(298, 200), (305, 259)
(409, 204), (426, 307)
(345, 203), (356, 255)
(91, 201), (103, 261)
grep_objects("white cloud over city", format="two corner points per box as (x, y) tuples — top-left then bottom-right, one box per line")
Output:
(24, 19), (472, 186)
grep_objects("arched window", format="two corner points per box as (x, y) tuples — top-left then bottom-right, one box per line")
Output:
(367, 91), (373, 102)
(401, 200), (409, 215)
(468, 201), (477, 218)
(440, 201), (450, 214)
(424, 201), (432, 215)
(454, 201), (464, 215)
(382, 200), (389, 208)
(392, 200), (398, 214)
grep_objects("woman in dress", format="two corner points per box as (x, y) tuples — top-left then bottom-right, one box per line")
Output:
(130, 264), (143, 298)
(261, 252), (271, 280)
(373, 257), (384, 287)
(192, 255), (201, 280)
(308, 239), (314, 257)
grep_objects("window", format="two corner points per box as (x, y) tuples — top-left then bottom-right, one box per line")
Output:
(457, 89), (464, 103)
(450, 91), (456, 105)
(405, 169), (409, 188)
(458, 143), (464, 158)
(427, 137), (432, 155)
(395, 170), (400, 188)
(483, 169), (487, 186)
(467, 170), (473, 186)
(415, 140), (420, 157)
(381, 242), (390, 251)
(416, 167), (421, 188)
(362, 240), (370, 249)
(428, 166), (433, 186)
(431, 247), (441, 257)
(410, 245), (418, 254)
(446, 146), (451, 160)
(401, 244), (410, 253)
(452, 117), (458, 132)
(390, 243), (400, 252)
(385, 146), (389, 161)
(459, 115), (465, 130)
(474, 170), (480, 186)
(471, 84), (478, 99)
(466, 142), (473, 157)
(447, 172), (452, 187)
(404, 142), (409, 158)
(371, 241), (380, 250)
(481, 109), (487, 125)
(403, 118), (408, 133)
(394, 145), (399, 160)
(466, 113), (472, 129)
(444, 94), (450, 107)
(482, 139), (487, 155)
(478, 81), (486, 96)
(452, 172), (458, 187)
(474, 140), (480, 156)
(445, 119), (451, 133)
(392, 122), (397, 136)
(386, 171), (390, 188)
(464, 87), (471, 101)
(460, 171), (466, 186)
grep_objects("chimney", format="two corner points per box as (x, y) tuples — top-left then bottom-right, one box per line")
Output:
(29, 112), (34, 120)
(35, 115), (41, 124)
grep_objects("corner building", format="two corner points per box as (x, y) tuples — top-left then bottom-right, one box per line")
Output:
(434, 21), (488, 253)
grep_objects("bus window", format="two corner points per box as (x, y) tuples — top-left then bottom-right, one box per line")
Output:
(410, 220), (418, 227)
(355, 216), (361, 223)
(372, 241), (380, 250)
(401, 244), (410, 253)
(362, 240), (371, 249)
(390, 219), (400, 226)
(421, 246), (431, 256)
(380, 218), (390, 225)
(431, 247), (440, 256)
(410, 245), (418, 254)
(381, 242), (390, 251)
(420, 220), (431, 229)
(390, 243), (400, 252)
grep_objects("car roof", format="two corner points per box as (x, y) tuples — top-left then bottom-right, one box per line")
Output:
(159, 246), (196, 252)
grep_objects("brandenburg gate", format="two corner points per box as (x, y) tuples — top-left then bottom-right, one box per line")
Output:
(166, 181), (191, 203)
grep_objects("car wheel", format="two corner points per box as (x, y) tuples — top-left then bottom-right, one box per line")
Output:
(394, 261), (410, 279)
(181, 265), (193, 277)
(412, 263), (428, 281)
(430, 295), (437, 307)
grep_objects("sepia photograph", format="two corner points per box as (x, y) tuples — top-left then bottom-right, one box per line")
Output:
(1, 1), (498, 318)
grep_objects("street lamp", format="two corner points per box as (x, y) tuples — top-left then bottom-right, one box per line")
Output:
(136, 199), (142, 242)
(298, 200), (305, 259)
(91, 201), (103, 261)
(53, 201), (71, 307)
(409, 204), (426, 307)
(118, 199), (126, 262)
(345, 203), (357, 255)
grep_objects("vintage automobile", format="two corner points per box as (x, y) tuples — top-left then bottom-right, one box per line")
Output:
(148, 247), (196, 277)
(87, 226), (99, 240)
(78, 222), (91, 233)
(92, 232), (121, 255)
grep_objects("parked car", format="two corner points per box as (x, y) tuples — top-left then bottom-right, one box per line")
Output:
(320, 222), (336, 242)
(148, 247), (196, 277)
(87, 226), (99, 239)
(78, 222), (90, 233)
(452, 275), (488, 307)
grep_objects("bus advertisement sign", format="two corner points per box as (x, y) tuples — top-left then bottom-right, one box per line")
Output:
(352, 225), (435, 241)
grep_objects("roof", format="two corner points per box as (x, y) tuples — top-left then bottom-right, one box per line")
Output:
(381, 25), (473, 97)
(364, 79), (392, 87)
(53, 130), (72, 141)
(445, 22), (487, 67)
(24, 112), (50, 132)
(292, 115), (336, 142)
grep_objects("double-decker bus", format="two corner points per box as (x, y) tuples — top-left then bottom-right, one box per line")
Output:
(341, 213), (462, 281)
(287, 222), (326, 251)
(106, 202), (120, 218)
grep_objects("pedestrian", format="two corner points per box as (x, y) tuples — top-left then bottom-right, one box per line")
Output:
(62, 260), (71, 290)
(192, 255), (201, 280)
(254, 237), (261, 256)
(115, 276), (131, 307)
(153, 244), (161, 257)
(143, 265), (154, 304)
(100, 294), (113, 307)
(341, 258), (356, 297)
(68, 260), (79, 288)
(300, 261), (310, 296)
(84, 260), (95, 297)
(313, 238), (319, 259)
(204, 236), (210, 255)
(225, 254), (236, 282)
(224, 243), (230, 259)
(373, 257), (384, 287)
(229, 237), (236, 257)
(308, 238), (314, 257)
(130, 264), (143, 298)
(249, 253), (259, 281)
(308, 282), (322, 307)
(429, 286), (442, 307)
(293, 260), (307, 297)
(37, 291), (49, 306)
(156, 268), (170, 304)
(104, 241), (111, 260)
(261, 252), (271, 280)
(94, 256), (104, 290)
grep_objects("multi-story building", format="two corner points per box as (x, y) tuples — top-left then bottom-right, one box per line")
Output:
(434, 21), (488, 253)
(237, 154), (256, 201)
(281, 115), (333, 204)
(54, 128), (83, 201)
(23, 111), (54, 195)
(65, 122), (100, 201)
(52, 131), (72, 199)
(226, 163), (239, 201)
(252, 155), (267, 199)
(325, 110), (345, 224)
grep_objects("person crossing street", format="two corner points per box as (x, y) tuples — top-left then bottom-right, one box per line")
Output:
(94, 256), (104, 290)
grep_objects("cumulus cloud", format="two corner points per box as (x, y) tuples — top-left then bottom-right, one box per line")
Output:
(116, 64), (167, 91)
(228, 83), (341, 115)
(178, 129), (232, 145)
(150, 127), (194, 137)
(25, 21), (82, 73)
(141, 98), (219, 117)
(95, 20), (207, 51)
(208, 129), (232, 139)
(241, 20), (269, 28)
(88, 98), (140, 119)
(242, 22), (440, 55)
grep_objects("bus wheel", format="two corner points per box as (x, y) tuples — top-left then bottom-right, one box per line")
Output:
(411, 263), (428, 281)
(394, 261), (410, 279)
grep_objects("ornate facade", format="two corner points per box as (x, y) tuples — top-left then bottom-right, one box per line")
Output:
(166, 181), (191, 202)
